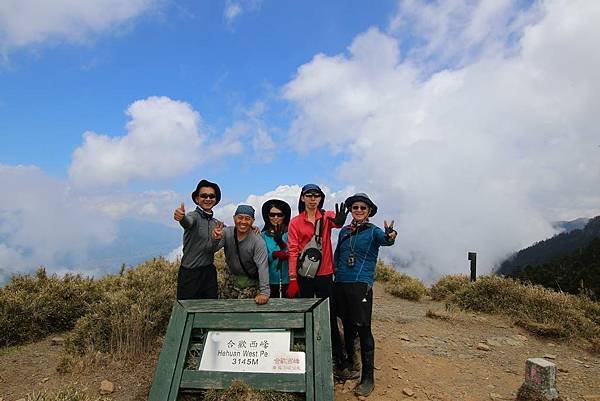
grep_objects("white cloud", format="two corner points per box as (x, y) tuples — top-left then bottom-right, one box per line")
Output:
(208, 100), (277, 163)
(0, 0), (157, 53)
(69, 96), (205, 188)
(84, 189), (180, 225)
(388, 0), (541, 71)
(0, 164), (117, 277)
(224, 3), (242, 24)
(223, 0), (262, 28)
(283, 0), (600, 281)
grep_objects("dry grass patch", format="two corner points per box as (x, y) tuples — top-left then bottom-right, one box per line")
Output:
(430, 274), (470, 301)
(385, 276), (428, 301)
(26, 387), (100, 401)
(425, 309), (452, 321)
(182, 380), (303, 401)
(67, 257), (177, 357)
(455, 275), (600, 347)
(374, 260), (399, 283)
(0, 268), (102, 347)
(374, 260), (428, 301)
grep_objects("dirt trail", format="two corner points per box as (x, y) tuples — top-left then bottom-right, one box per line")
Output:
(1, 283), (599, 401)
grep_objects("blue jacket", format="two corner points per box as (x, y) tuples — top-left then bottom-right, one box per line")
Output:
(261, 231), (290, 285)
(334, 223), (395, 285)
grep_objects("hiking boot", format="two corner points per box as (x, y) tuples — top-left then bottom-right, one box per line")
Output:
(354, 350), (374, 397)
(338, 366), (360, 381)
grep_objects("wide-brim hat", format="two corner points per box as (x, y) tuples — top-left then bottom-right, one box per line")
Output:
(344, 192), (378, 217)
(191, 179), (221, 206)
(298, 183), (325, 213)
(261, 199), (292, 225)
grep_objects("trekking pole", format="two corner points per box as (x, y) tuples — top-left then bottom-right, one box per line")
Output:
(277, 259), (283, 298)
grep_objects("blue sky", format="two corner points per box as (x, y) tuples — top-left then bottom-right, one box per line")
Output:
(1, 0), (396, 197)
(1, 0), (599, 282)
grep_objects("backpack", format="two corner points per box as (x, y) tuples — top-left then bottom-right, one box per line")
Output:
(297, 216), (324, 278)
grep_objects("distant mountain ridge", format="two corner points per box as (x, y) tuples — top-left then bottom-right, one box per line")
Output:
(496, 216), (600, 276)
(87, 218), (181, 270)
(0, 218), (181, 286)
(552, 217), (590, 233)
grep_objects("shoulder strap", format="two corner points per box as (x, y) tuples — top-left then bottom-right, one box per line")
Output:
(314, 210), (326, 245)
(234, 230), (258, 279)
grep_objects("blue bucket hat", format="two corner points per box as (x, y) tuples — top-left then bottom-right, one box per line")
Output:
(298, 184), (325, 213)
(344, 192), (378, 217)
(234, 204), (255, 218)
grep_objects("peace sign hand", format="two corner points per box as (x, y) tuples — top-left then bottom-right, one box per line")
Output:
(213, 221), (224, 240)
(384, 220), (397, 241)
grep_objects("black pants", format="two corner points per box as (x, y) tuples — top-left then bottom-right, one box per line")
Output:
(298, 274), (344, 366)
(177, 265), (218, 300)
(334, 282), (375, 366)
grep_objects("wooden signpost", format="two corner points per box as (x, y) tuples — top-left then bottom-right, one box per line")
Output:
(149, 298), (334, 401)
(468, 252), (477, 282)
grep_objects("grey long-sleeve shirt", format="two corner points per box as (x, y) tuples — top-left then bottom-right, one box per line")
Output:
(217, 226), (270, 296)
(179, 207), (222, 269)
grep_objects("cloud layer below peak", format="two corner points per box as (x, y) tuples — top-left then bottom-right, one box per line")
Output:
(283, 0), (600, 279)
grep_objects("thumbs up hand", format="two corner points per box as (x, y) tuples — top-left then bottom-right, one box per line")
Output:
(174, 202), (186, 221)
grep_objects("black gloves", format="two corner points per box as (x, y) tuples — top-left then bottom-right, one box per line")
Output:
(328, 202), (349, 226)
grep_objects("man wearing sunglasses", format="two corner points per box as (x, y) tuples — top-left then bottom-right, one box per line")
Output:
(333, 192), (397, 397)
(173, 179), (223, 300)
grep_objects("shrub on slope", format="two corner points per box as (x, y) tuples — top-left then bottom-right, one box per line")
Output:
(375, 261), (428, 301)
(455, 275), (600, 343)
(0, 269), (101, 347)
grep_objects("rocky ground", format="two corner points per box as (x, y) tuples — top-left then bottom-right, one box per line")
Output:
(1, 283), (599, 401)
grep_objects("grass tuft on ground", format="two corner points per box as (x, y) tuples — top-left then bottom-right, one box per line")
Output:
(25, 387), (100, 401)
(0, 268), (103, 347)
(375, 261), (428, 301)
(429, 274), (470, 301)
(452, 275), (600, 346)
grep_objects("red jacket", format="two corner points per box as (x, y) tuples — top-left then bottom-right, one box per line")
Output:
(288, 209), (340, 278)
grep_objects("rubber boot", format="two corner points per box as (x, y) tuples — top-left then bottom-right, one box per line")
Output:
(354, 350), (374, 397)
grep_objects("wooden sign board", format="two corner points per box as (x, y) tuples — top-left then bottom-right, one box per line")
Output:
(149, 298), (334, 401)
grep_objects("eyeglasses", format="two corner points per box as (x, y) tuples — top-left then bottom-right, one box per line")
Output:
(352, 205), (368, 211)
(198, 193), (217, 199)
(304, 193), (321, 199)
(269, 212), (284, 218)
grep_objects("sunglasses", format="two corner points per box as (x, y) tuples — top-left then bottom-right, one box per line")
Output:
(269, 212), (284, 218)
(352, 205), (368, 211)
(303, 193), (321, 198)
(198, 193), (217, 199)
